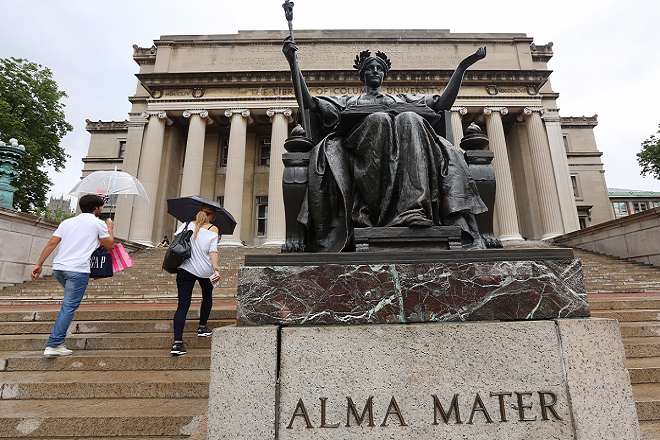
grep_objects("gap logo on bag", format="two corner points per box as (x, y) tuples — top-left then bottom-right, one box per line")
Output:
(90, 244), (113, 278)
(90, 255), (106, 269)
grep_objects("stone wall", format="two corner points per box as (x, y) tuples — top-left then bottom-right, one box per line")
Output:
(553, 207), (660, 266)
(0, 207), (59, 289)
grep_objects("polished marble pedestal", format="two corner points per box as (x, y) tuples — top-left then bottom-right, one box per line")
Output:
(237, 249), (589, 326)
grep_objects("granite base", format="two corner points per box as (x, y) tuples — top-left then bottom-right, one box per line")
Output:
(208, 319), (640, 440)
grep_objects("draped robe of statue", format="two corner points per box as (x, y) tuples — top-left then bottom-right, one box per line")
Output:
(298, 92), (488, 252)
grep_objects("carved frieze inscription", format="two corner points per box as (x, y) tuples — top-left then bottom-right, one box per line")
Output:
(151, 86), (457, 100)
(168, 42), (520, 73)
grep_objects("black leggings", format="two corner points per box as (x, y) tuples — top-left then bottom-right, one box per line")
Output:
(173, 268), (213, 341)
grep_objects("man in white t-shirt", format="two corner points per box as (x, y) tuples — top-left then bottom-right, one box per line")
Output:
(31, 194), (114, 358)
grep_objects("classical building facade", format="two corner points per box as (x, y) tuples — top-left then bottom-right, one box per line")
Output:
(82, 30), (613, 246)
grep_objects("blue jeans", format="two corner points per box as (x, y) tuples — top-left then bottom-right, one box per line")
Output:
(46, 270), (90, 347)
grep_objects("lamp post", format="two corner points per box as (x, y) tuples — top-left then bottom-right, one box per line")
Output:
(0, 134), (26, 209)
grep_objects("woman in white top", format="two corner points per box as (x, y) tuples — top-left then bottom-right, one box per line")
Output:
(171, 204), (220, 356)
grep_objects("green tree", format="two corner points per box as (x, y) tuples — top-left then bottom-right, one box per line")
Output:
(637, 124), (660, 180)
(0, 57), (73, 211)
(33, 206), (75, 223)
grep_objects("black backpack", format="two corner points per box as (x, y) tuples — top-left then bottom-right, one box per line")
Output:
(162, 221), (193, 274)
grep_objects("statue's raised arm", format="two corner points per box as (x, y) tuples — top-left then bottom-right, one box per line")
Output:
(282, 36), (318, 114)
(431, 46), (486, 112)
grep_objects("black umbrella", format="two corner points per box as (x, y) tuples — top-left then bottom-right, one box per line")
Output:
(167, 195), (237, 235)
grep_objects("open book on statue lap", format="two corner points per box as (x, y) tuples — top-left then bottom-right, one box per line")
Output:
(338, 102), (443, 134)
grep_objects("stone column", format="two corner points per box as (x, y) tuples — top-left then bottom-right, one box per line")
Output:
(484, 107), (524, 243)
(129, 111), (172, 245)
(450, 106), (468, 148)
(114, 114), (147, 240)
(219, 109), (252, 247)
(180, 109), (212, 197)
(543, 109), (580, 233)
(263, 108), (293, 247)
(522, 107), (564, 239)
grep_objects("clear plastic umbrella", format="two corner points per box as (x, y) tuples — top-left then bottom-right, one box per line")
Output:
(69, 169), (149, 211)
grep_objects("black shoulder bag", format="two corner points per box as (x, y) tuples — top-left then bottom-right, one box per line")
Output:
(162, 221), (193, 274)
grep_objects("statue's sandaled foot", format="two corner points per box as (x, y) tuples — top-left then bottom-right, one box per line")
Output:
(282, 239), (306, 253)
(406, 216), (433, 227)
(483, 233), (502, 249)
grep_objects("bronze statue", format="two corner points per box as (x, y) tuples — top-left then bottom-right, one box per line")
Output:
(282, 37), (490, 252)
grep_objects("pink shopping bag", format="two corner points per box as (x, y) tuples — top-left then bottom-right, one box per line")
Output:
(109, 243), (134, 273)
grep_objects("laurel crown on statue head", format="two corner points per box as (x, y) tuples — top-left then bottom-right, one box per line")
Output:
(354, 50), (392, 80)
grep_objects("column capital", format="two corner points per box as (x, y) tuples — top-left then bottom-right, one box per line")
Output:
(141, 110), (173, 125)
(451, 106), (468, 116)
(518, 106), (546, 122)
(483, 106), (508, 116)
(523, 106), (546, 116)
(224, 109), (253, 123)
(183, 109), (213, 125)
(267, 107), (294, 122)
(541, 108), (562, 123)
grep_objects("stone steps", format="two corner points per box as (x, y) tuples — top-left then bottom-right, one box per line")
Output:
(619, 322), (660, 338)
(0, 246), (277, 438)
(1, 349), (211, 372)
(0, 370), (210, 399)
(0, 332), (215, 351)
(641, 421), (660, 440)
(0, 247), (280, 306)
(0, 398), (207, 438)
(590, 298), (660, 310)
(591, 310), (660, 322)
(0, 319), (233, 335)
(635, 383), (660, 421)
(0, 305), (216, 438)
(573, 248), (660, 294)
(0, 306), (235, 322)
(628, 357), (660, 383)
(572, 248), (660, 439)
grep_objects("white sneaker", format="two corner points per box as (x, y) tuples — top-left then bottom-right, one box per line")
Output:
(43, 344), (73, 358)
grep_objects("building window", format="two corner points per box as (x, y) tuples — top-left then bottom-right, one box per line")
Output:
(118, 140), (126, 158)
(256, 196), (268, 236)
(653, 201), (660, 208)
(578, 216), (587, 229)
(219, 139), (229, 167)
(612, 202), (629, 218)
(216, 196), (224, 207)
(259, 138), (271, 166)
(571, 175), (580, 198)
(633, 201), (648, 213)
(562, 135), (570, 152)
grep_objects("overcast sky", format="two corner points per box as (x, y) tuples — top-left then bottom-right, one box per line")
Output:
(2, 0), (660, 203)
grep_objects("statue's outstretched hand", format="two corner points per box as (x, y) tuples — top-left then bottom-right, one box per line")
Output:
(282, 36), (298, 65)
(461, 45), (487, 68)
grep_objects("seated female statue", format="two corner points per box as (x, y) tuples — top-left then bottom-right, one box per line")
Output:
(283, 37), (488, 252)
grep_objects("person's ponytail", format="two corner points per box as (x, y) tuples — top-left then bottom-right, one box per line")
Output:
(194, 210), (208, 240)
(194, 204), (215, 240)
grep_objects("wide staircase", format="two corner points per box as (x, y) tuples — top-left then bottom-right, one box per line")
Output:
(0, 247), (278, 439)
(2, 246), (660, 438)
(576, 248), (660, 439)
